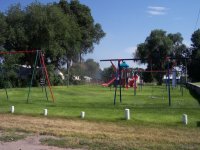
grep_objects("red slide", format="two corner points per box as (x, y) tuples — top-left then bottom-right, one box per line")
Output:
(102, 77), (116, 87)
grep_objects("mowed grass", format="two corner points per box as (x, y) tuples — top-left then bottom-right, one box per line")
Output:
(0, 84), (199, 127)
(0, 85), (200, 149)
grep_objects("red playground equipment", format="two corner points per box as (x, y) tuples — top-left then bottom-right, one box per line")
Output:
(102, 77), (116, 87)
(101, 59), (139, 105)
(128, 74), (138, 88)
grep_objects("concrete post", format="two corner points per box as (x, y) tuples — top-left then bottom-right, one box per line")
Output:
(182, 114), (188, 125)
(44, 109), (48, 116)
(81, 111), (85, 119)
(125, 109), (130, 120)
(10, 106), (14, 113)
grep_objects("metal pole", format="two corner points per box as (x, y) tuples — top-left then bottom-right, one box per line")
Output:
(113, 64), (118, 105)
(67, 64), (69, 87)
(0, 66), (9, 101)
(0, 50), (41, 55)
(40, 52), (55, 102)
(39, 53), (48, 101)
(167, 61), (171, 106)
(4, 88), (9, 101)
(44, 86), (49, 101)
(27, 50), (39, 103)
(114, 86), (117, 105)
(185, 59), (188, 83)
(118, 60), (122, 103)
(134, 75), (136, 96)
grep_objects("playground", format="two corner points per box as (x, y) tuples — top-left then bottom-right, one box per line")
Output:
(1, 1), (200, 149)
(0, 85), (200, 149)
(0, 51), (199, 149)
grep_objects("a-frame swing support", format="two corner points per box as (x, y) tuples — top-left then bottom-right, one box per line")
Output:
(0, 65), (9, 101)
(27, 50), (55, 103)
(39, 53), (49, 101)
(0, 50), (55, 103)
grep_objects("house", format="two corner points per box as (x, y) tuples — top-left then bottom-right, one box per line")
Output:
(55, 69), (65, 80)
(73, 76), (81, 81)
(84, 76), (92, 82)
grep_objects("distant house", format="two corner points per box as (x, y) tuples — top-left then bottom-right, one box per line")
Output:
(73, 76), (81, 81)
(163, 74), (181, 82)
(55, 69), (65, 80)
(84, 76), (92, 82)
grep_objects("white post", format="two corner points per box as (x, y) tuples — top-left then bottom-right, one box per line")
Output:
(10, 106), (14, 113)
(44, 109), (48, 116)
(182, 114), (188, 125)
(125, 109), (130, 120)
(81, 111), (85, 119)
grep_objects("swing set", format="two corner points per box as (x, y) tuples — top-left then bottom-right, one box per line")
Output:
(100, 57), (188, 106)
(0, 50), (55, 103)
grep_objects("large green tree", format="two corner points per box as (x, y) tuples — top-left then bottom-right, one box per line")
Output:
(58, 0), (105, 85)
(4, 4), (27, 51)
(135, 29), (187, 84)
(84, 59), (100, 78)
(0, 12), (7, 46)
(0, 0), (105, 87)
(188, 29), (200, 81)
(68, 0), (105, 62)
(101, 66), (115, 83)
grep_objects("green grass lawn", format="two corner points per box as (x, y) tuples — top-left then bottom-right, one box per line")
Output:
(0, 85), (199, 127)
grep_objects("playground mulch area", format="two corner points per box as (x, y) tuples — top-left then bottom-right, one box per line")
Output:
(0, 114), (199, 150)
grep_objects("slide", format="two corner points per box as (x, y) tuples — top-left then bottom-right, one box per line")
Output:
(102, 77), (116, 87)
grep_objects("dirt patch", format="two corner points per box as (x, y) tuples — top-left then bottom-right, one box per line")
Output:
(0, 135), (84, 150)
(0, 114), (199, 149)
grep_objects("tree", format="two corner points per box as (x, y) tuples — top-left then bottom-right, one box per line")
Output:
(101, 66), (115, 83)
(25, 2), (74, 68)
(0, 1), (105, 86)
(4, 4), (28, 51)
(69, 0), (105, 62)
(58, 0), (105, 85)
(188, 29), (200, 81)
(0, 12), (7, 46)
(168, 33), (189, 65)
(135, 29), (187, 84)
(84, 59), (100, 78)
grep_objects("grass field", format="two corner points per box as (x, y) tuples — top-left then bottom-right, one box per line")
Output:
(0, 85), (200, 126)
(0, 85), (200, 149)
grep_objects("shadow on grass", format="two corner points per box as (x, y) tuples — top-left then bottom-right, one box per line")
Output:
(188, 89), (200, 105)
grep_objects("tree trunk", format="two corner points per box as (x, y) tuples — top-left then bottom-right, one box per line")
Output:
(79, 52), (82, 63)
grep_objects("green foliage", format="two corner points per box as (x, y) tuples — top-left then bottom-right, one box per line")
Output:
(135, 29), (187, 84)
(68, 0), (105, 57)
(188, 29), (200, 81)
(84, 59), (100, 78)
(0, 0), (105, 87)
(4, 4), (28, 50)
(68, 59), (101, 85)
(0, 12), (7, 45)
(101, 66), (115, 82)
